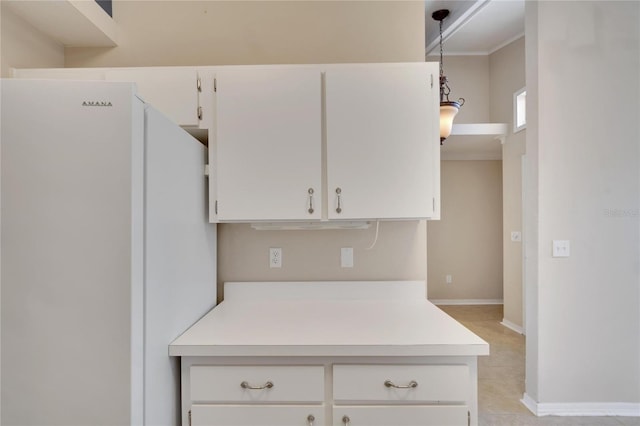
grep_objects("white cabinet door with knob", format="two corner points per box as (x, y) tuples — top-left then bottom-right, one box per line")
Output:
(214, 67), (322, 221)
(325, 63), (439, 220)
(333, 406), (468, 426)
(192, 406), (325, 426)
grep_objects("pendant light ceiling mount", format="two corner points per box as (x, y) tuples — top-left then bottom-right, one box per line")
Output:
(432, 8), (465, 144)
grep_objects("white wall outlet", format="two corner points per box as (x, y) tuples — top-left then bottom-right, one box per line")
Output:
(552, 240), (570, 258)
(446, 274), (452, 284)
(269, 247), (282, 268)
(511, 231), (522, 242)
(341, 247), (354, 268)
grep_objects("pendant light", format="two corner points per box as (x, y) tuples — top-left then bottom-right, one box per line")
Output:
(432, 9), (465, 144)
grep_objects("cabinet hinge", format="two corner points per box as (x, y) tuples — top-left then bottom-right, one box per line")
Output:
(215, 200), (218, 215)
(468, 410), (470, 426)
(197, 106), (203, 120)
(197, 77), (202, 92)
(189, 409), (192, 426)
(204, 164), (210, 176)
(214, 78), (217, 92)
(431, 73), (434, 89)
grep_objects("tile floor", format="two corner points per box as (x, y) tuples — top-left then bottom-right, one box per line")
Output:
(439, 305), (639, 426)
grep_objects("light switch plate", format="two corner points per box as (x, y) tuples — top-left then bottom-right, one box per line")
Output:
(552, 240), (570, 257)
(341, 247), (354, 268)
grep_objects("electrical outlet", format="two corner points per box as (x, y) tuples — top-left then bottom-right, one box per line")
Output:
(269, 247), (282, 268)
(446, 274), (452, 284)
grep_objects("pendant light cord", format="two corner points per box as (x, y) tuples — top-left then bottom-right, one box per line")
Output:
(439, 18), (444, 81)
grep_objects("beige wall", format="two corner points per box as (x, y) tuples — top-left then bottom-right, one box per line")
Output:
(426, 55), (490, 124)
(489, 37), (525, 329)
(66, 1), (426, 67)
(218, 222), (426, 302)
(427, 161), (503, 301)
(0, 3), (64, 78)
(424, 54), (501, 302)
(60, 1), (429, 299)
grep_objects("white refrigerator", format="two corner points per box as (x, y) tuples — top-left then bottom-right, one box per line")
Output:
(1, 79), (217, 425)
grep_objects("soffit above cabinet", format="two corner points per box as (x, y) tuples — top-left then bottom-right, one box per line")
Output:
(4, 0), (119, 47)
(441, 123), (509, 161)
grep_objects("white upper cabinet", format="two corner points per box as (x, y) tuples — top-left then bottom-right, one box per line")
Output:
(213, 67), (322, 221)
(325, 63), (439, 220)
(105, 68), (201, 127)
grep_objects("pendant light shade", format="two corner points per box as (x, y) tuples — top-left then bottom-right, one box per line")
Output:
(439, 101), (461, 143)
(432, 9), (464, 144)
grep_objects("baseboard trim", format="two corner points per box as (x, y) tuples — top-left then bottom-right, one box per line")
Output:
(430, 299), (503, 305)
(521, 393), (640, 417)
(501, 319), (524, 334)
(521, 393), (538, 415)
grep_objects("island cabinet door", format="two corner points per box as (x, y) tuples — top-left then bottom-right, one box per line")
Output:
(332, 406), (468, 426)
(190, 405), (324, 426)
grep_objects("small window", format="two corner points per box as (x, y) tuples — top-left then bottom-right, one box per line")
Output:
(514, 87), (526, 133)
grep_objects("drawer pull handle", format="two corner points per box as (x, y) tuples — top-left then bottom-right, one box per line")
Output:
(384, 379), (418, 389)
(240, 380), (273, 390)
(342, 415), (350, 425)
(307, 414), (315, 426)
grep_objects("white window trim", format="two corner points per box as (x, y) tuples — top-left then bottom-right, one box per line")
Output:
(514, 87), (527, 133)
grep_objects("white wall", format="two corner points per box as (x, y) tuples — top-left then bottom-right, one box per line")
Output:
(0, 3), (64, 77)
(525, 0), (639, 410)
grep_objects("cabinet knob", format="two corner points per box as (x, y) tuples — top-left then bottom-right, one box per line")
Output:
(308, 188), (314, 214)
(335, 187), (342, 214)
(307, 414), (315, 426)
(342, 415), (350, 425)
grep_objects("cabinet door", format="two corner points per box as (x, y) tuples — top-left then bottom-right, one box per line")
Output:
(106, 68), (200, 126)
(214, 68), (322, 221)
(333, 406), (468, 426)
(325, 63), (440, 220)
(191, 405), (324, 426)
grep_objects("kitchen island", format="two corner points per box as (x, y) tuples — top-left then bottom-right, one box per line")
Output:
(170, 281), (489, 426)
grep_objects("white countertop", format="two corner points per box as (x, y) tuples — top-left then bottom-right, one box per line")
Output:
(169, 282), (489, 357)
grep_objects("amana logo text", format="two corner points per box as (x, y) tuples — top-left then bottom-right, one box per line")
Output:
(82, 101), (112, 107)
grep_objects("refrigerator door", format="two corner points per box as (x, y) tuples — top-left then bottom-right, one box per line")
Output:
(142, 105), (217, 425)
(1, 79), (138, 425)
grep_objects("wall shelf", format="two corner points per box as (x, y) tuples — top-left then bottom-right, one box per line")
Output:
(4, 0), (119, 47)
(441, 123), (509, 160)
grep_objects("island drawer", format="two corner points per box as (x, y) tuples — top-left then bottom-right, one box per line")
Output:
(333, 364), (469, 402)
(191, 405), (325, 426)
(190, 365), (324, 403)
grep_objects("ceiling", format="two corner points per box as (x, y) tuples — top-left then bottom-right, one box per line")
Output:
(425, 0), (525, 56)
